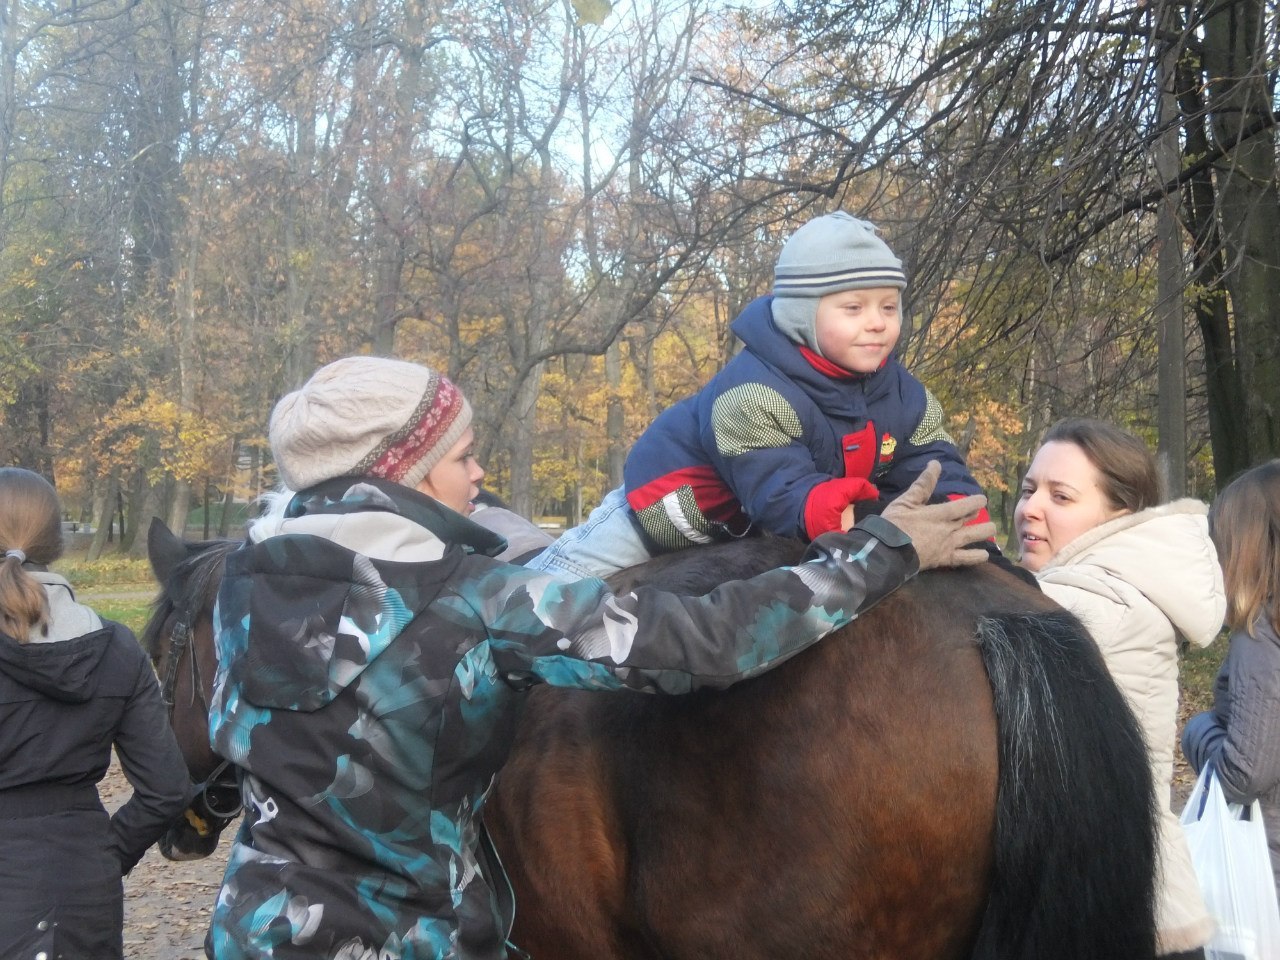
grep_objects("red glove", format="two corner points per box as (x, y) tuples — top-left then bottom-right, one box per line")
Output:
(946, 492), (993, 531)
(804, 477), (879, 539)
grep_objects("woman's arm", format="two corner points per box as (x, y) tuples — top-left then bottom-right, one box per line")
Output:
(482, 478), (990, 696)
(1184, 624), (1280, 805)
(107, 630), (192, 873)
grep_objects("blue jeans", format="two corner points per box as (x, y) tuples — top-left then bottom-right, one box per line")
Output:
(525, 486), (655, 580)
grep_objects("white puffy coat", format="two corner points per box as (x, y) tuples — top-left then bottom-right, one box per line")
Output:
(1035, 499), (1225, 954)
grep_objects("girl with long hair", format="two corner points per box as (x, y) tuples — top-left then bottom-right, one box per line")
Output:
(0, 467), (188, 958)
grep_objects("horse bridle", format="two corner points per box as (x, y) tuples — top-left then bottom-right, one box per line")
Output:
(160, 597), (244, 837)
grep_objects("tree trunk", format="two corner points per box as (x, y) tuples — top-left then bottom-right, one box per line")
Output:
(1202, 0), (1280, 460)
(128, 479), (163, 557)
(605, 338), (625, 489)
(85, 473), (120, 562)
(369, 2), (428, 355)
(1154, 15), (1186, 498)
(1175, 49), (1251, 484)
(5, 378), (53, 475)
(217, 467), (236, 538)
(507, 365), (544, 520)
(167, 230), (200, 535)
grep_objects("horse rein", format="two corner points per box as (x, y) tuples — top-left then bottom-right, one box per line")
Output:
(160, 598), (244, 836)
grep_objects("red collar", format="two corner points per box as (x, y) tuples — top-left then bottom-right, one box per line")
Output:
(797, 344), (887, 378)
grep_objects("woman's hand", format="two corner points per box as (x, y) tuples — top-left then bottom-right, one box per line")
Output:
(881, 462), (996, 570)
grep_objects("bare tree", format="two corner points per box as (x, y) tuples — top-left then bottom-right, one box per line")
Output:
(710, 0), (1280, 485)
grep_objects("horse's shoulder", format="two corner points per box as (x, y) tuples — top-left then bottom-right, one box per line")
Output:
(608, 535), (803, 596)
(881, 552), (1049, 617)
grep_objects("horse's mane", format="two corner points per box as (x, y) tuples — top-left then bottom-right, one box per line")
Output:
(140, 538), (240, 658)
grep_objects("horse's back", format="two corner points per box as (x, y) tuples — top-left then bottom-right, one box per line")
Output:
(490, 544), (1048, 959)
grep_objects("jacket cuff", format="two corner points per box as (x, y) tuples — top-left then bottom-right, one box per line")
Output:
(856, 513), (913, 549)
(1181, 711), (1226, 771)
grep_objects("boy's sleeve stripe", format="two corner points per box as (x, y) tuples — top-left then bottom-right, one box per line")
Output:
(711, 383), (804, 458)
(908, 389), (955, 446)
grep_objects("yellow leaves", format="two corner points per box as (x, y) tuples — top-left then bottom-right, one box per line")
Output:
(287, 248), (314, 272)
(90, 390), (231, 485)
(950, 398), (1026, 493)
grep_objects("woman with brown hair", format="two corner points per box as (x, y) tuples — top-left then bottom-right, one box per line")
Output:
(1183, 459), (1280, 894)
(0, 467), (189, 958)
(1015, 418), (1226, 959)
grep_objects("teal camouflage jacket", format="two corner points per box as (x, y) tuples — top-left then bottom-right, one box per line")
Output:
(205, 477), (917, 959)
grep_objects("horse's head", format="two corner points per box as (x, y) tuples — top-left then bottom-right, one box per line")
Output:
(143, 517), (243, 860)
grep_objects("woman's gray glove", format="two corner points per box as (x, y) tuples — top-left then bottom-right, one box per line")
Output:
(880, 461), (996, 570)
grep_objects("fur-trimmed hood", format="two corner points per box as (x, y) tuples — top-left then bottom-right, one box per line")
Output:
(1039, 498), (1223, 649)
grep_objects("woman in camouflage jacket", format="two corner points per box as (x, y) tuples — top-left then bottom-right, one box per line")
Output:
(204, 356), (993, 960)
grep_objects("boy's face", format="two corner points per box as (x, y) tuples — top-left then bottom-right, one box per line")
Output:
(813, 287), (902, 374)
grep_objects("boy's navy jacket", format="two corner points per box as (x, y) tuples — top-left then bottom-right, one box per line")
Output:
(623, 295), (986, 549)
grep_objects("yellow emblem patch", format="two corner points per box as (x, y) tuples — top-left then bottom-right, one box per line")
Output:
(879, 434), (897, 463)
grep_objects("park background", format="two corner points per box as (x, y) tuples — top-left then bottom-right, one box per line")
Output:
(3, 1), (1269, 951)
(3, 0), (1280, 556)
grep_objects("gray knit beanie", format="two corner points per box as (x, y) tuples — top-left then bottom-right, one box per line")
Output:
(269, 356), (473, 492)
(771, 212), (907, 355)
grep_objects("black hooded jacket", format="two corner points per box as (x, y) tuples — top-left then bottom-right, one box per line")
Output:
(0, 617), (189, 872)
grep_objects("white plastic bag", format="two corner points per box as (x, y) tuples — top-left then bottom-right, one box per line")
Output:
(1181, 765), (1280, 960)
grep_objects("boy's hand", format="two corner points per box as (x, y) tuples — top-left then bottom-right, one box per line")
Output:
(799, 477), (880, 534)
(880, 462), (996, 570)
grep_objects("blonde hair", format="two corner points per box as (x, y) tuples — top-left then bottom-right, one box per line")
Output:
(0, 468), (64, 643)
(1209, 459), (1280, 637)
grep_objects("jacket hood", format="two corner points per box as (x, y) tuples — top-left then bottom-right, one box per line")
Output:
(217, 478), (481, 712)
(732, 296), (897, 417)
(0, 627), (114, 702)
(1042, 499), (1225, 647)
(25, 571), (105, 642)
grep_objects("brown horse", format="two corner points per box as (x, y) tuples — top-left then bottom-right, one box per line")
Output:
(143, 522), (243, 861)
(143, 519), (1158, 960)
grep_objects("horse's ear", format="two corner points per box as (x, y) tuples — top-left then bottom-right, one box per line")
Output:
(147, 517), (187, 585)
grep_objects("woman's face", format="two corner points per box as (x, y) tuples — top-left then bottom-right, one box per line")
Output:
(1014, 440), (1128, 572)
(416, 426), (485, 516)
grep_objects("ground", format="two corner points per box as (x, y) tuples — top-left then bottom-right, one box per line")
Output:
(101, 756), (231, 960)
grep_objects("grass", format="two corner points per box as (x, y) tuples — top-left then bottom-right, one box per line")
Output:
(89, 597), (157, 635)
(1180, 631), (1229, 717)
(55, 555), (156, 589)
(52, 555), (159, 636)
(1171, 630), (1230, 800)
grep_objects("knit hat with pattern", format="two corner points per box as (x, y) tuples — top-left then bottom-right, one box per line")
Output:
(771, 212), (907, 355)
(269, 356), (473, 492)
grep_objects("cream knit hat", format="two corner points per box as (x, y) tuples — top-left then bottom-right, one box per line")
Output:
(269, 356), (473, 492)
